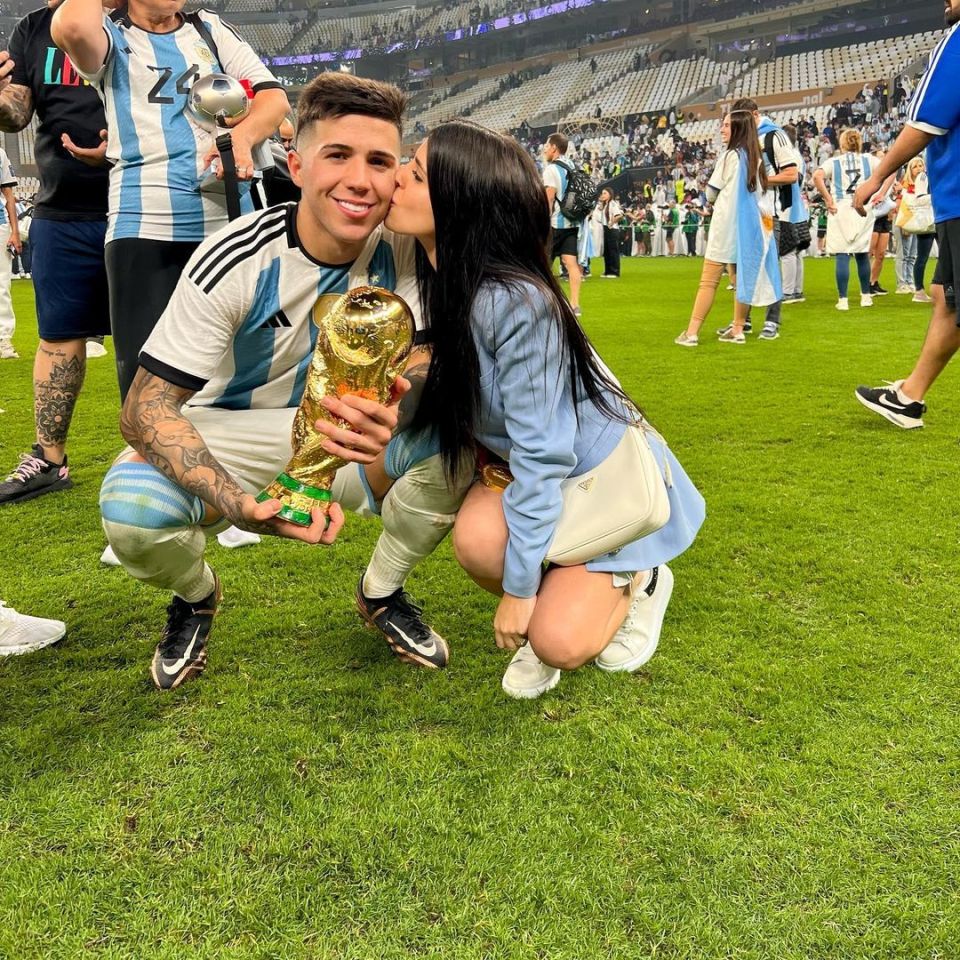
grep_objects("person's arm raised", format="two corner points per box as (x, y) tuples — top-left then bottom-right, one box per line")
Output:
(51, 0), (111, 78)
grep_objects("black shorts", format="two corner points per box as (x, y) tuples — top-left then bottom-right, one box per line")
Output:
(817, 227), (827, 238)
(933, 218), (960, 312)
(873, 217), (892, 235)
(31, 218), (110, 341)
(551, 226), (579, 259)
(105, 238), (199, 401)
(665, 228), (676, 239)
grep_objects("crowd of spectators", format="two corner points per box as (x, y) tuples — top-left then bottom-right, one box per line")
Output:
(507, 83), (920, 254)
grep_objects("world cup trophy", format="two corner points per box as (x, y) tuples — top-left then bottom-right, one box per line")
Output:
(257, 287), (414, 525)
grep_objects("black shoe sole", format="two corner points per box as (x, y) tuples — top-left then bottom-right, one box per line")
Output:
(0, 476), (73, 506)
(355, 584), (448, 669)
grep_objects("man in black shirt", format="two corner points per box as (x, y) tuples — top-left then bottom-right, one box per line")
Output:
(0, 0), (110, 506)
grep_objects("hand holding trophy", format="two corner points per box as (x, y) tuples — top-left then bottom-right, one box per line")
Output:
(257, 287), (414, 526)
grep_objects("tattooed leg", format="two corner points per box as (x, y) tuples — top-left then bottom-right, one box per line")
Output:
(34, 339), (87, 462)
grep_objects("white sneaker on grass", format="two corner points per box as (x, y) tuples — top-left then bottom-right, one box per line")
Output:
(217, 525), (261, 548)
(85, 339), (108, 358)
(502, 643), (561, 699)
(596, 565), (674, 673)
(835, 298), (849, 311)
(860, 293), (874, 308)
(0, 601), (66, 655)
(0, 340), (18, 359)
(100, 544), (121, 566)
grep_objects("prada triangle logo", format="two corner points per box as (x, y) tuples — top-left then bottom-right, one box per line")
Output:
(577, 477), (594, 492)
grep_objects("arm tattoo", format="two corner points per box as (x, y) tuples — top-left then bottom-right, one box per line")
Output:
(0, 84), (34, 133)
(122, 369), (251, 527)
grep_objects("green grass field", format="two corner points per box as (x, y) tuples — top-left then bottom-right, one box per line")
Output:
(1, 256), (958, 959)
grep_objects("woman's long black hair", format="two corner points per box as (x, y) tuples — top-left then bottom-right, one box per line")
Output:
(410, 120), (635, 480)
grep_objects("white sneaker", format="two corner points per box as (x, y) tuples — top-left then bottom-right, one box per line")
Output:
(0, 601), (66, 655)
(100, 544), (122, 566)
(596, 565), (674, 673)
(835, 298), (849, 311)
(501, 643), (561, 700)
(895, 283), (912, 294)
(85, 340), (108, 358)
(861, 294), (874, 307)
(0, 340), (18, 359)
(217, 525), (261, 549)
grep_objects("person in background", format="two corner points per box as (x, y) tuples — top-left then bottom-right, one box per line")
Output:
(675, 110), (778, 346)
(663, 198), (679, 256)
(813, 128), (891, 312)
(542, 132), (582, 316)
(681, 203), (700, 256)
(854, 1), (960, 430)
(51, 0), (289, 400)
(0, 144), (20, 359)
(892, 178), (916, 295)
(0, 0), (110, 507)
(596, 187), (622, 278)
(903, 156), (935, 304)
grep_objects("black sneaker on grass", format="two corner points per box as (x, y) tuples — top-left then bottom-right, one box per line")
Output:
(150, 575), (221, 690)
(854, 381), (925, 429)
(0, 444), (73, 505)
(356, 575), (448, 669)
(870, 282), (889, 296)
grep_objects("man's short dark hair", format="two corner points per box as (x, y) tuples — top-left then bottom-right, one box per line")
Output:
(296, 73), (407, 140)
(731, 97), (759, 113)
(547, 132), (569, 154)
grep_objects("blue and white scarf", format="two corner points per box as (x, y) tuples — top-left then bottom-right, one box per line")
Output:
(734, 148), (782, 307)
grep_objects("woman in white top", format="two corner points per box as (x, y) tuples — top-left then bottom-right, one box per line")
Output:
(675, 110), (768, 345)
(901, 157), (936, 303)
(812, 128), (894, 311)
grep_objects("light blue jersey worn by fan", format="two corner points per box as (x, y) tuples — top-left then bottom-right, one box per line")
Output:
(76, 9), (280, 244)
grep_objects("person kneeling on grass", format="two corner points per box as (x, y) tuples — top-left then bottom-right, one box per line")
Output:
(385, 119), (705, 699)
(99, 74), (472, 691)
(674, 110), (780, 347)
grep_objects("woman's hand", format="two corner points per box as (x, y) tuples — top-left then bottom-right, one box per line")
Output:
(494, 593), (537, 651)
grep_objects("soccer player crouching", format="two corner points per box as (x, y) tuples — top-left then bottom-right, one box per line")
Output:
(99, 74), (470, 689)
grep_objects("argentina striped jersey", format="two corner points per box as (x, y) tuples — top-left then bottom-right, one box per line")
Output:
(76, 9), (281, 244)
(140, 204), (422, 411)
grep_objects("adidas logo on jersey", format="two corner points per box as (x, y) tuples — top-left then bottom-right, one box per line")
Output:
(259, 310), (293, 329)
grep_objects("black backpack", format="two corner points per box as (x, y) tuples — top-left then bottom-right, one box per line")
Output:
(554, 159), (599, 222)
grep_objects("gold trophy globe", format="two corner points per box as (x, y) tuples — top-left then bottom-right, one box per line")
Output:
(257, 287), (414, 525)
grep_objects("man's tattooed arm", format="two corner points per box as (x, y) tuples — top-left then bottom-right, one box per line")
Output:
(0, 84), (34, 133)
(120, 368), (250, 527)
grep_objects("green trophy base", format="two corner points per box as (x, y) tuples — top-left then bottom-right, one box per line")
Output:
(257, 472), (332, 526)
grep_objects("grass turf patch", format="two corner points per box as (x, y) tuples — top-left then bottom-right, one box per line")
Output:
(1, 258), (958, 958)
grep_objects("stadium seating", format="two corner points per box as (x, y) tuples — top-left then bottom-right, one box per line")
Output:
(732, 31), (939, 98)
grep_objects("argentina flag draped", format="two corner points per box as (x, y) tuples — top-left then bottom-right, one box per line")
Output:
(734, 147), (782, 306)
